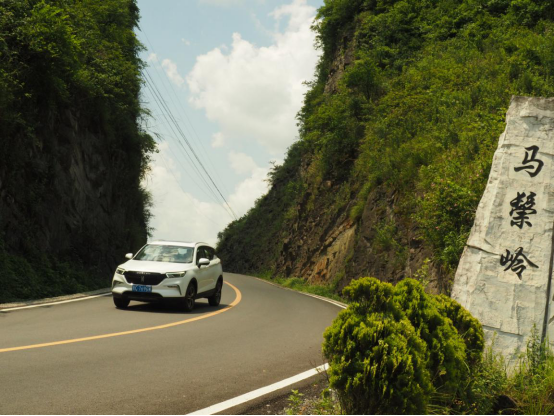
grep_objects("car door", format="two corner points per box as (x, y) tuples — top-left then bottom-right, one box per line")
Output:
(207, 247), (221, 289)
(195, 246), (211, 294)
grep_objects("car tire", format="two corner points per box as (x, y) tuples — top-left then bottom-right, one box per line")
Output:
(113, 296), (130, 309)
(208, 280), (223, 306)
(183, 282), (196, 312)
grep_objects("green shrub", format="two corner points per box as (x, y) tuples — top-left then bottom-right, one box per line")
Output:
(323, 277), (484, 414)
(343, 52), (384, 102)
(394, 279), (469, 394)
(323, 310), (432, 414)
(435, 294), (485, 367)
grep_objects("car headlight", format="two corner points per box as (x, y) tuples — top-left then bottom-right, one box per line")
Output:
(166, 271), (186, 278)
(115, 268), (125, 276)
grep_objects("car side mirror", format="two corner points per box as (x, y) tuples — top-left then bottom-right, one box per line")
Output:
(125, 253), (133, 260)
(198, 258), (210, 267)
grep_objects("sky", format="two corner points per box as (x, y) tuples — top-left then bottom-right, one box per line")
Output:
(136, 0), (324, 246)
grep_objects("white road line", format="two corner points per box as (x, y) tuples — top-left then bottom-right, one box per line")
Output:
(189, 363), (329, 415)
(190, 278), (348, 415)
(0, 293), (111, 312)
(297, 292), (347, 309)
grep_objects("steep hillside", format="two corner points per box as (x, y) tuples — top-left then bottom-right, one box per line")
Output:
(217, 0), (554, 293)
(0, 0), (155, 302)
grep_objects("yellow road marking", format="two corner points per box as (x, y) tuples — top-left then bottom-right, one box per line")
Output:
(0, 281), (241, 354)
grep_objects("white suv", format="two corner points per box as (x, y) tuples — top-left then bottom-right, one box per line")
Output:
(111, 241), (223, 311)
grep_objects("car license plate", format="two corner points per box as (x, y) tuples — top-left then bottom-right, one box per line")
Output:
(132, 285), (152, 293)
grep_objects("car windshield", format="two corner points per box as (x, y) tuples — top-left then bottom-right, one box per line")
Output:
(133, 244), (193, 263)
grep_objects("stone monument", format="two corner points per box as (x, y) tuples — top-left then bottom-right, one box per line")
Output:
(452, 96), (554, 362)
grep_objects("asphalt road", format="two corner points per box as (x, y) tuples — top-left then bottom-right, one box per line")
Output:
(0, 273), (342, 414)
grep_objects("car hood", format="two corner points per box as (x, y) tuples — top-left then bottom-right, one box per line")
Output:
(119, 260), (195, 273)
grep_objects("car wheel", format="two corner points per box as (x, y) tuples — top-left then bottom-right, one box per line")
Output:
(183, 282), (196, 312)
(113, 296), (130, 309)
(208, 280), (223, 306)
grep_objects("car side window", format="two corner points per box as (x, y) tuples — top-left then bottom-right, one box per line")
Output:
(196, 247), (205, 264)
(197, 246), (216, 263)
(207, 247), (216, 260)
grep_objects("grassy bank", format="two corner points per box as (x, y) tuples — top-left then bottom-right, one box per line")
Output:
(282, 331), (554, 415)
(255, 271), (346, 303)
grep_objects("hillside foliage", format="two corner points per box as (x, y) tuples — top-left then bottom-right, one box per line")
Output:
(217, 0), (554, 288)
(0, 0), (154, 302)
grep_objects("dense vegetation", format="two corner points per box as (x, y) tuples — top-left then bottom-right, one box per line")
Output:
(0, 0), (155, 302)
(217, 0), (554, 289)
(323, 277), (484, 414)
(280, 277), (554, 415)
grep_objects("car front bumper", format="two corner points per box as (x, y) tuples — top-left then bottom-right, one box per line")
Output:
(111, 276), (186, 301)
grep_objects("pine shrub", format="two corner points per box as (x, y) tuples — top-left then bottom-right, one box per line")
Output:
(323, 277), (484, 414)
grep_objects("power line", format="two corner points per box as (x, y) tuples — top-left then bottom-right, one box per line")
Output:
(142, 68), (238, 220)
(148, 127), (229, 206)
(155, 152), (222, 228)
(138, 31), (233, 198)
(143, 74), (224, 208)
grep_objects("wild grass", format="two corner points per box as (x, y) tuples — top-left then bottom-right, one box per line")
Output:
(285, 331), (554, 415)
(255, 271), (346, 303)
(423, 330), (554, 415)
(506, 332), (554, 415)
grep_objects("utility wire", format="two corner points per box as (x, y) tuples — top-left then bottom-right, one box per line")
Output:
(143, 74), (223, 207)
(143, 72), (228, 212)
(155, 152), (222, 228)
(148, 128), (227, 205)
(142, 69), (238, 220)
(138, 31), (233, 198)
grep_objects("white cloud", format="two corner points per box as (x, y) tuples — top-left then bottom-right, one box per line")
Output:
(147, 53), (158, 63)
(199, 0), (245, 6)
(228, 151), (258, 175)
(228, 166), (269, 216)
(182, 38), (191, 46)
(161, 58), (185, 88)
(211, 132), (225, 148)
(186, 0), (319, 155)
(143, 143), (228, 246)
(145, 143), (270, 245)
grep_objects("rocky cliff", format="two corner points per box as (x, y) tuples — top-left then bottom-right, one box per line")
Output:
(217, 0), (554, 294)
(0, 0), (154, 302)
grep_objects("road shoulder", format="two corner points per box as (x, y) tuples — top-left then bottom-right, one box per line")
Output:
(224, 372), (329, 415)
(0, 288), (110, 310)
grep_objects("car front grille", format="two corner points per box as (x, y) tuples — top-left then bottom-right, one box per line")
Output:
(124, 291), (164, 301)
(124, 271), (166, 286)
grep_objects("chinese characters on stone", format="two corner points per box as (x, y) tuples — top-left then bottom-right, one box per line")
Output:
(513, 145), (544, 177)
(509, 191), (537, 228)
(500, 146), (545, 279)
(500, 247), (539, 280)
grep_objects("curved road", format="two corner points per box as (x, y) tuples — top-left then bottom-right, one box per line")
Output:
(0, 273), (342, 414)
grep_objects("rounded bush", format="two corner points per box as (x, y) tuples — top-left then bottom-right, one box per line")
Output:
(323, 309), (432, 414)
(323, 277), (484, 414)
(342, 275), (399, 317)
(435, 294), (485, 367)
(394, 279), (468, 393)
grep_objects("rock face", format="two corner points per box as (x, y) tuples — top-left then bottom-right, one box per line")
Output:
(452, 96), (554, 361)
(0, 109), (147, 272)
(0, 0), (151, 302)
